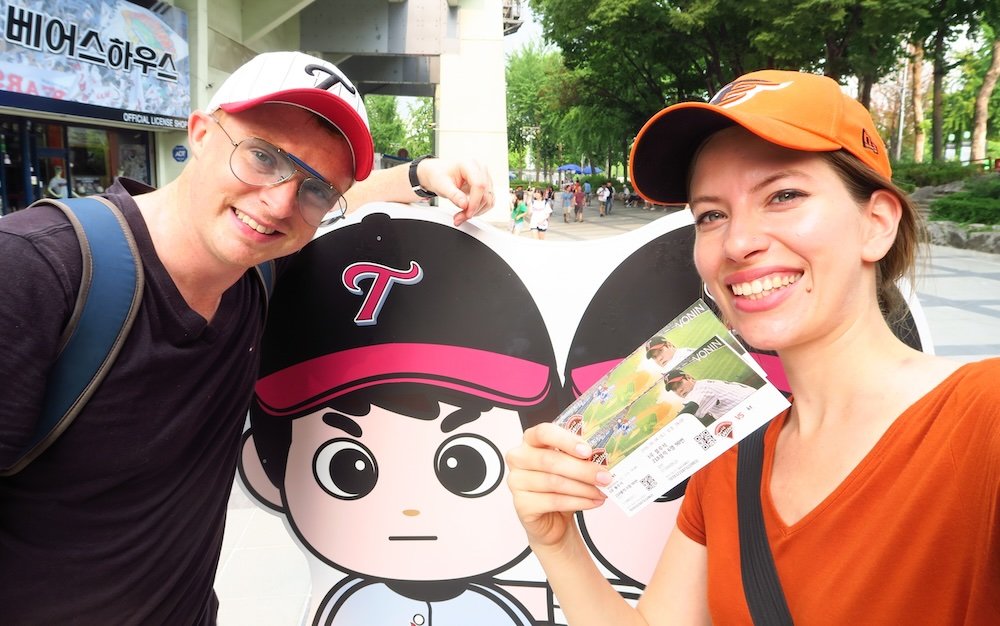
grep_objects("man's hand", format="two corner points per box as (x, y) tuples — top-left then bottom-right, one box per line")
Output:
(416, 157), (495, 226)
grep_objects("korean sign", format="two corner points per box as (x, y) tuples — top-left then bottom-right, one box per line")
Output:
(0, 1), (190, 129)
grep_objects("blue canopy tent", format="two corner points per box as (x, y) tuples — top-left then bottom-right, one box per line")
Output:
(581, 165), (604, 175)
(556, 163), (583, 174)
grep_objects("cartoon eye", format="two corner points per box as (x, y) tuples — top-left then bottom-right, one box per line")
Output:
(434, 434), (504, 498)
(313, 438), (378, 500)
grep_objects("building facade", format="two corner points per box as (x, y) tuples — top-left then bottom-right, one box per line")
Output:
(0, 0), (509, 219)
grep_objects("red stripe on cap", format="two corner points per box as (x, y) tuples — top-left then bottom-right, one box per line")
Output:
(255, 343), (552, 416)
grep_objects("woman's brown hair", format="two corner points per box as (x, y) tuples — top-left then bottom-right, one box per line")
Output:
(821, 150), (925, 324)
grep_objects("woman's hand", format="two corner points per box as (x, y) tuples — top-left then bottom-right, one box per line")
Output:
(505, 422), (612, 549)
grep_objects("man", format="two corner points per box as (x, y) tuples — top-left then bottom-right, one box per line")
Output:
(0, 51), (492, 625)
(644, 336), (694, 372)
(573, 182), (586, 222)
(595, 181), (609, 216)
(663, 369), (757, 428)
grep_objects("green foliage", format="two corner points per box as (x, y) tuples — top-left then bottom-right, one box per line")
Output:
(930, 196), (1000, 223)
(511, 0), (1000, 184)
(364, 95), (407, 156)
(404, 98), (435, 157)
(505, 42), (573, 175)
(930, 174), (1000, 224)
(892, 161), (985, 187)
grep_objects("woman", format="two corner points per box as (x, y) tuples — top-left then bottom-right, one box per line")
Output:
(506, 69), (1000, 625)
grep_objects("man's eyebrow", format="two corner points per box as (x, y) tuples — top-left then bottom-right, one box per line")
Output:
(440, 406), (483, 433)
(322, 411), (363, 437)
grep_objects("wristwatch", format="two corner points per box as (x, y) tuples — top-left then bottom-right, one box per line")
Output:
(408, 155), (437, 198)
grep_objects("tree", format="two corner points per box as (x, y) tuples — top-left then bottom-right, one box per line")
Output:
(404, 97), (435, 157)
(364, 95), (407, 156)
(909, 0), (983, 161)
(528, 0), (932, 155)
(910, 40), (928, 163)
(751, 0), (921, 99)
(506, 41), (570, 179)
(973, 7), (1000, 162)
(517, 0), (999, 172)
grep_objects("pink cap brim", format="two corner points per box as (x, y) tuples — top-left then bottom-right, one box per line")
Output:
(255, 342), (553, 417)
(220, 88), (374, 181)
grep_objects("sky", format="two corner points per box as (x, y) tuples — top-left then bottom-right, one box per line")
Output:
(503, 4), (544, 54)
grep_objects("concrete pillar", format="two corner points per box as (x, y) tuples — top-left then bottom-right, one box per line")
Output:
(437, 0), (509, 225)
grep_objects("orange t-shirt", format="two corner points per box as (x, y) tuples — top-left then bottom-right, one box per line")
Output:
(677, 358), (1000, 625)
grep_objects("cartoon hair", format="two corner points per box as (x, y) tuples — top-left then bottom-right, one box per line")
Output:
(563, 226), (701, 399)
(249, 213), (561, 488)
(559, 225), (701, 588)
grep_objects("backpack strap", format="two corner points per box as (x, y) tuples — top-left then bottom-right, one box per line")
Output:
(0, 196), (143, 476)
(737, 423), (794, 625)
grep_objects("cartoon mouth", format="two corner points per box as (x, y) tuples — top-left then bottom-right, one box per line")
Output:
(388, 536), (438, 541)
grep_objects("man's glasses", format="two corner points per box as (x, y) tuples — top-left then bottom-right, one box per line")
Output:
(209, 114), (347, 227)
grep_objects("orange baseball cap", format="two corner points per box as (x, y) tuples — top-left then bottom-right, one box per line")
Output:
(629, 69), (891, 205)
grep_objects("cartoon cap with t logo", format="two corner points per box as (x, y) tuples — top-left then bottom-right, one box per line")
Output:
(253, 212), (560, 421)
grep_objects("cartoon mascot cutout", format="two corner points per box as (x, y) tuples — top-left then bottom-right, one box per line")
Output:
(241, 210), (562, 625)
(239, 203), (931, 625)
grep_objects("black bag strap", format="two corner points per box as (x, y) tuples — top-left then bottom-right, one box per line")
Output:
(737, 423), (794, 625)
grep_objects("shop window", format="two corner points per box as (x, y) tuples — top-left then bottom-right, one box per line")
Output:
(0, 119), (25, 214)
(68, 126), (111, 195)
(112, 129), (151, 185)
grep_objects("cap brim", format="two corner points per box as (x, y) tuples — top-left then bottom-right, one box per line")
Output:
(629, 103), (841, 205)
(220, 88), (374, 181)
(255, 342), (553, 417)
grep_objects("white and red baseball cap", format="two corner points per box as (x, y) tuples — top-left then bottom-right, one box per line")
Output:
(207, 51), (374, 181)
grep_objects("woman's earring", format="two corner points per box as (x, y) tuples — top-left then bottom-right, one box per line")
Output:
(702, 282), (715, 303)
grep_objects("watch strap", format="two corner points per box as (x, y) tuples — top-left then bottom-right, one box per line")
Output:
(409, 155), (437, 198)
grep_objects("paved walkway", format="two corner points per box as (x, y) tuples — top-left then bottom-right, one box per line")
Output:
(215, 197), (1000, 625)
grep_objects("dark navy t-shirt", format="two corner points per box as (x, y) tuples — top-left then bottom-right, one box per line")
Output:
(0, 180), (272, 624)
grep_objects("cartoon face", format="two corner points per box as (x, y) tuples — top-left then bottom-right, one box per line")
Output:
(579, 495), (682, 587)
(280, 401), (530, 581)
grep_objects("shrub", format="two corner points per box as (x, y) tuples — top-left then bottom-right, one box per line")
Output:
(960, 174), (1000, 198)
(892, 162), (985, 188)
(929, 177), (1000, 224)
